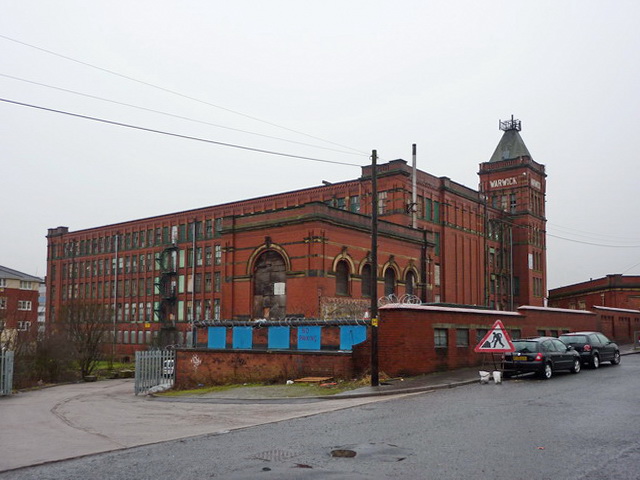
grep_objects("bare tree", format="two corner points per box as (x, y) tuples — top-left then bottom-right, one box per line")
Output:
(56, 301), (112, 378)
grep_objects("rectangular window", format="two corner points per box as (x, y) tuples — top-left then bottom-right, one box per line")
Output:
(456, 329), (469, 347)
(476, 329), (488, 344)
(349, 195), (360, 213)
(336, 197), (346, 210)
(214, 218), (223, 236)
(434, 264), (441, 287)
(378, 191), (388, 215)
(20, 281), (32, 290)
(0, 279), (7, 288)
(0, 297), (6, 309)
(433, 201), (440, 223)
(18, 300), (32, 311)
(214, 299), (221, 320)
(214, 245), (222, 265)
(205, 219), (213, 238)
(18, 321), (32, 331)
(434, 328), (448, 348)
(214, 272), (221, 292)
(205, 246), (212, 266)
(205, 273), (212, 293)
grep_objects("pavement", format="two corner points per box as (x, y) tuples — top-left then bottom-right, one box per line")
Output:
(2, 345), (637, 473)
(155, 344), (640, 403)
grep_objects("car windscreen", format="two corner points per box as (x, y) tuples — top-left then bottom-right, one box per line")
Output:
(512, 341), (539, 353)
(559, 335), (587, 345)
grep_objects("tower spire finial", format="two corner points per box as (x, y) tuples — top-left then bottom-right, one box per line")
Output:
(499, 115), (521, 132)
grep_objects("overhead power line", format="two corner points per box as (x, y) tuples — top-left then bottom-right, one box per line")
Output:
(0, 97), (362, 167)
(547, 222), (640, 242)
(0, 33), (368, 156)
(546, 232), (640, 248)
(0, 72), (362, 157)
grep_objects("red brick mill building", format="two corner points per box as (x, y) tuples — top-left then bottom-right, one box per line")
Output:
(46, 118), (555, 375)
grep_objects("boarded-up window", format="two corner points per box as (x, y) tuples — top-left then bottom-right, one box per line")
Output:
(253, 250), (287, 319)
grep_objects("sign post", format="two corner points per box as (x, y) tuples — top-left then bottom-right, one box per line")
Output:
(474, 320), (515, 382)
(474, 320), (515, 354)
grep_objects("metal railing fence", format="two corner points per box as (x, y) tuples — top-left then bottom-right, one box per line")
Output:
(1, 350), (14, 396)
(134, 349), (175, 395)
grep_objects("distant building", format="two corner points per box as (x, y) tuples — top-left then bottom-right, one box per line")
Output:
(0, 265), (44, 348)
(46, 118), (547, 357)
(548, 275), (640, 341)
(549, 274), (640, 311)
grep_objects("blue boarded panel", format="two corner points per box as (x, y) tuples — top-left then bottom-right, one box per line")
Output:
(207, 327), (226, 349)
(268, 326), (290, 349)
(232, 326), (253, 349)
(340, 325), (367, 350)
(298, 326), (321, 350)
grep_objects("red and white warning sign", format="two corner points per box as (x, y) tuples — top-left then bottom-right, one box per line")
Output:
(474, 320), (515, 353)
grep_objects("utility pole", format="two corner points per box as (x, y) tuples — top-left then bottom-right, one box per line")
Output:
(370, 149), (379, 387)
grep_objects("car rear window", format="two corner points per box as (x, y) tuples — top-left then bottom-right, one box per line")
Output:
(559, 335), (587, 345)
(512, 341), (539, 353)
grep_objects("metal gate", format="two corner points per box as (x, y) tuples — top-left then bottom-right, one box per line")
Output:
(134, 349), (175, 395)
(1, 350), (14, 396)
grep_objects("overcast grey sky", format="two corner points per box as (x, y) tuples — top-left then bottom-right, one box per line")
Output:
(1, 1), (639, 290)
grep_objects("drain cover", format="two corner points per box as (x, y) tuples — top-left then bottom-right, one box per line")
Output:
(251, 449), (300, 462)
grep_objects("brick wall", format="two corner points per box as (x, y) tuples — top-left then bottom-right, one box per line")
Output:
(174, 349), (354, 388)
(171, 303), (639, 386)
(373, 305), (599, 377)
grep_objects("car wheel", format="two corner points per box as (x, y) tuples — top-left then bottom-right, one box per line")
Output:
(570, 358), (581, 373)
(591, 354), (600, 369)
(611, 351), (621, 365)
(540, 363), (553, 380)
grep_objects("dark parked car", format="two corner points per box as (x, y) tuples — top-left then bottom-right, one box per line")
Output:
(558, 332), (620, 368)
(503, 337), (581, 379)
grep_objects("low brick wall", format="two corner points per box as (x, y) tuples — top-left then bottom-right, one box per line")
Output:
(374, 305), (599, 377)
(172, 304), (635, 386)
(174, 349), (354, 389)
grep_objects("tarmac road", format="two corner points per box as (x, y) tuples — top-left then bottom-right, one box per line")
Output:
(0, 378), (411, 472)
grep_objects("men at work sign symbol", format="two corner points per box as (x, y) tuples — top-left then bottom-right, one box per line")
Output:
(474, 320), (516, 353)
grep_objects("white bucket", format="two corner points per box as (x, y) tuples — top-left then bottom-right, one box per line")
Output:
(479, 371), (490, 384)
(492, 371), (502, 384)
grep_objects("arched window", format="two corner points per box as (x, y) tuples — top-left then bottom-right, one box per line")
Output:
(253, 250), (286, 319)
(384, 267), (396, 296)
(406, 270), (416, 296)
(361, 264), (372, 298)
(336, 260), (350, 296)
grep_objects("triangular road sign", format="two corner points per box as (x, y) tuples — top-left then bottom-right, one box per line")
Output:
(474, 320), (515, 353)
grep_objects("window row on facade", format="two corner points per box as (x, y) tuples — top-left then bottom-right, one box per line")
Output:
(55, 219), (225, 259)
(60, 245), (223, 280)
